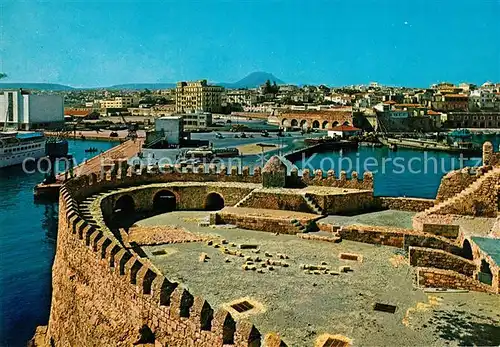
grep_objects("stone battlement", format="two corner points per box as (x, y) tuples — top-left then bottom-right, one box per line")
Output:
(39, 184), (288, 347)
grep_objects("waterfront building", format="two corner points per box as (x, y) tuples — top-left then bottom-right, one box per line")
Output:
(175, 80), (224, 113)
(328, 124), (361, 138)
(0, 89), (64, 130)
(444, 112), (500, 128)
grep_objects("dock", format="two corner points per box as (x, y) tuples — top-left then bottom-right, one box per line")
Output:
(34, 139), (143, 200)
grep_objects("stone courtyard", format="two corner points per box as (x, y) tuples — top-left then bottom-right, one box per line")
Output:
(136, 211), (500, 346)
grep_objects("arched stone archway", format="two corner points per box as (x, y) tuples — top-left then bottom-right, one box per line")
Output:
(205, 192), (224, 211)
(281, 118), (290, 127)
(332, 121), (339, 127)
(342, 121), (350, 126)
(291, 119), (298, 127)
(299, 119), (308, 129)
(114, 195), (135, 215)
(322, 120), (329, 129)
(478, 259), (493, 285)
(312, 120), (320, 129)
(462, 239), (473, 260)
(153, 190), (176, 213)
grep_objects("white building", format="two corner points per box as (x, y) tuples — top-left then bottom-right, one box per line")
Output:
(0, 89), (64, 130)
(155, 116), (183, 145)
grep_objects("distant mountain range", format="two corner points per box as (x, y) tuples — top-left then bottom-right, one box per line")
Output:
(0, 72), (285, 91)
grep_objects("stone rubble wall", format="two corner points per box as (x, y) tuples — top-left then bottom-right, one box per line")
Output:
(416, 267), (495, 293)
(375, 197), (435, 212)
(214, 211), (315, 235)
(409, 247), (476, 276)
(36, 179), (288, 347)
(238, 191), (314, 213)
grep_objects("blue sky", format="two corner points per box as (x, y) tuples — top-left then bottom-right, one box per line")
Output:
(1, 0), (499, 87)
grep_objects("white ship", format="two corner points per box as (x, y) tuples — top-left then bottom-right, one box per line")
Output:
(0, 131), (47, 168)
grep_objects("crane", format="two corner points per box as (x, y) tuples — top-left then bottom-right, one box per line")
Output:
(120, 113), (138, 140)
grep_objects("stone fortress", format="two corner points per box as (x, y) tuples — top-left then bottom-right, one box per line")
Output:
(31, 143), (500, 347)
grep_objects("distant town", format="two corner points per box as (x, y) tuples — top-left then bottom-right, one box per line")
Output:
(1, 74), (499, 140)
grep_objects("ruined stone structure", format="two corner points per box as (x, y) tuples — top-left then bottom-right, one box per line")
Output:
(278, 109), (353, 130)
(32, 146), (500, 346)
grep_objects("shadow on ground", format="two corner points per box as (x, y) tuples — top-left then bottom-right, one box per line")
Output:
(430, 310), (500, 346)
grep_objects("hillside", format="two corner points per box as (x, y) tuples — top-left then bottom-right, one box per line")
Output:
(0, 72), (285, 91)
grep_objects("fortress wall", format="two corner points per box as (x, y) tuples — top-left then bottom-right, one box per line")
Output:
(298, 169), (373, 190)
(239, 192), (313, 213)
(41, 185), (284, 347)
(435, 167), (480, 202)
(376, 197), (435, 212)
(100, 185), (254, 213)
(434, 170), (499, 217)
(409, 247), (476, 276)
(320, 191), (374, 214)
(416, 267), (495, 293)
(64, 164), (263, 202)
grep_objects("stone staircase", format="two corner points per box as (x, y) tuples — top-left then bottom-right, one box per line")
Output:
(423, 166), (500, 217)
(303, 193), (324, 215)
(414, 166), (500, 230)
(234, 191), (255, 208)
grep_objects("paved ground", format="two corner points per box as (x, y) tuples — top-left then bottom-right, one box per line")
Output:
(135, 211), (500, 347)
(321, 210), (416, 229)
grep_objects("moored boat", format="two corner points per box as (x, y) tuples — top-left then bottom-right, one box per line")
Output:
(0, 131), (47, 168)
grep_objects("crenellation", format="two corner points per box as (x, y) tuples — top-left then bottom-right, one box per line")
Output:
(97, 237), (112, 259)
(136, 267), (157, 295)
(90, 229), (103, 252)
(242, 166), (250, 176)
(235, 320), (261, 347)
(116, 249), (132, 275)
(125, 257), (143, 285)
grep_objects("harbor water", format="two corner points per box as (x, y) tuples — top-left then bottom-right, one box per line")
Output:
(0, 134), (497, 346)
(0, 139), (117, 347)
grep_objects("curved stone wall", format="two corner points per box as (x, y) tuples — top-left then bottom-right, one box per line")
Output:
(37, 171), (289, 347)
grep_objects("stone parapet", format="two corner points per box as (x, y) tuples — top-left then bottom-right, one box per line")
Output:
(409, 247), (476, 276)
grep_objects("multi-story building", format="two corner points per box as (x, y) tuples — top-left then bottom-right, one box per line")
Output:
(181, 112), (213, 129)
(175, 80), (224, 113)
(0, 89), (64, 130)
(444, 112), (500, 128)
(98, 96), (139, 109)
(431, 94), (469, 112)
(224, 89), (258, 107)
(469, 89), (499, 111)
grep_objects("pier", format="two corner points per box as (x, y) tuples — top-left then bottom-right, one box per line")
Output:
(34, 139), (143, 200)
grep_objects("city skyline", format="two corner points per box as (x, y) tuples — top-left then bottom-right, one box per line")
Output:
(1, 0), (499, 87)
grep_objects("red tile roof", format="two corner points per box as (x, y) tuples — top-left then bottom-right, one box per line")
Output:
(64, 109), (90, 116)
(427, 110), (441, 115)
(330, 125), (361, 132)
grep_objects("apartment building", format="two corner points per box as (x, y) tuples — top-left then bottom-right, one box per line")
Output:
(98, 96), (139, 109)
(175, 80), (224, 113)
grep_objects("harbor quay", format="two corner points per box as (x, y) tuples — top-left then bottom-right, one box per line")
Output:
(29, 141), (500, 347)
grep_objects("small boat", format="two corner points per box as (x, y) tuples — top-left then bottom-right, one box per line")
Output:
(85, 147), (98, 153)
(449, 129), (472, 139)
